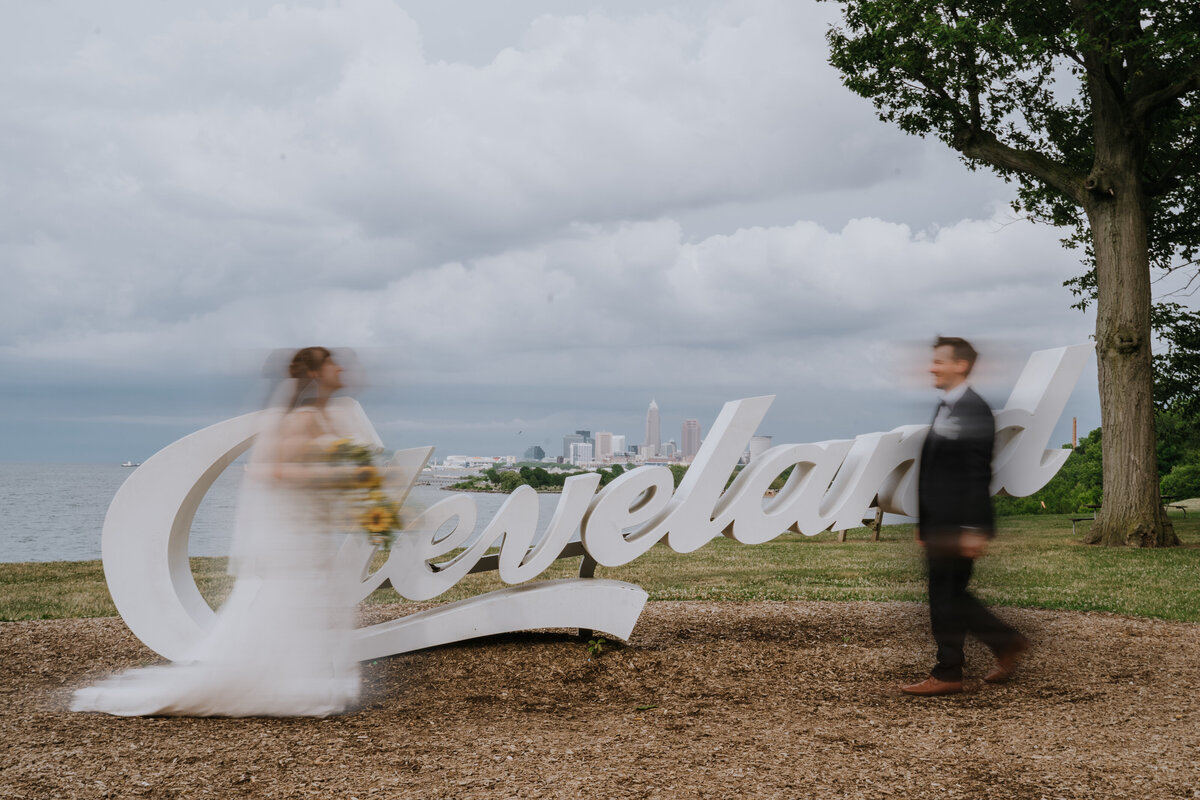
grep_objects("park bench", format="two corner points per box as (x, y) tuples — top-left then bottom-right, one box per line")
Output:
(1070, 499), (1188, 535)
(1160, 495), (1188, 517)
(1069, 503), (1100, 536)
(836, 507), (885, 542)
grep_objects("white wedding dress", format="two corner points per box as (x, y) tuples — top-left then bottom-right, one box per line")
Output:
(71, 396), (382, 717)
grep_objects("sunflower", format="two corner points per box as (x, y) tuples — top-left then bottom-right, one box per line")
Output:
(362, 506), (395, 534)
(353, 465), (382, 489)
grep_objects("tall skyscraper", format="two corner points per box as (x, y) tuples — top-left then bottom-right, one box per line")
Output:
(644, 399), (660, 458)
(681, 419), (701, 461)
(612, 434), (626, 454)
(594, 432), (613, 461)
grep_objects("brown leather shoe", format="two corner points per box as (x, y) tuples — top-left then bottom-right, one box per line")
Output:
(900, 676), (963, 696)
(984, 636), (1030, 683)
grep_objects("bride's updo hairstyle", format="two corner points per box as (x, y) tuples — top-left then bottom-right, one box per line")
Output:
(287, 346), (332, 409)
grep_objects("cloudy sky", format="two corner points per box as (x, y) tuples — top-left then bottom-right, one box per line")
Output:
(4, 0), (1162, 463)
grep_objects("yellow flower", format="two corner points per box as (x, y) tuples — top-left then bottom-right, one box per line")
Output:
(353, 465), (382, 489)
(362, 506), (395, 534)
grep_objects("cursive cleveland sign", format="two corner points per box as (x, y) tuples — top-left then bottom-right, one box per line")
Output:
(101, 344), (1091, 662)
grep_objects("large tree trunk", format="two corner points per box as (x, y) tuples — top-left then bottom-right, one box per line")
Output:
(1082, 166), (1178, 547)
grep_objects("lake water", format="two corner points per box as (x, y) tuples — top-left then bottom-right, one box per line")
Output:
(0, 463), (571, 563)
(1, 464), (915, 564)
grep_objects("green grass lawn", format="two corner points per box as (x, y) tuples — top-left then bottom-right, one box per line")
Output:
(3, 511), (1199, 622)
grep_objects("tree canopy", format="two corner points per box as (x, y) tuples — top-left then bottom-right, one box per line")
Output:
(825, 0), (1200, 545)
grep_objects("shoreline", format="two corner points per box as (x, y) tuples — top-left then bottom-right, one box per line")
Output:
(436, 484), (565, 494)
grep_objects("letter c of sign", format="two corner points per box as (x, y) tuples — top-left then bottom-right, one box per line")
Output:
(101, 412), (263, 663)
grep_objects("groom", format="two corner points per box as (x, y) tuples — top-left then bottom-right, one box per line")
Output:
(901, 336), (1028, 697)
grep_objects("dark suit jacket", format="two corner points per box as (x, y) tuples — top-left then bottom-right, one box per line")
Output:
(917, 386), (995, 541)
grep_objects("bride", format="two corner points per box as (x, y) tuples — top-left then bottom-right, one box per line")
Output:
(72, 347), (382, 717)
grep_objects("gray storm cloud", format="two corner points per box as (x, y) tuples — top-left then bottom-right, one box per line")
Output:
(1, 0), (1102, 460)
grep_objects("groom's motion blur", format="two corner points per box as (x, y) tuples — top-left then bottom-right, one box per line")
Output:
(902, 337), (1028, 697)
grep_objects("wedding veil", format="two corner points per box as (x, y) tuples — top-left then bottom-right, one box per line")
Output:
(226, 376), (296, 579)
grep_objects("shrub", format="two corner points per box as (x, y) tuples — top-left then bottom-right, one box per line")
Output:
(1161, 460), (1200, 501)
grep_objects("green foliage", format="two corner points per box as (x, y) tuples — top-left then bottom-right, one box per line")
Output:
(1156, 407), (1200, 476)
(1153, 303), (1200, 418)
(517, 465), (556, 489)
(994, 420), (1200, 513)
(596, 466), (622, 487)
(668, 464), (689, 488)
(994, 428), (1103, 515)
(463, 463), (635, 492)
(770, 465), (796, 492)
(586, 637), (607, 658)
(1155, 406), (1200, 502)
(1162, 461), (1200, 501)
(498, 471), (523, 493)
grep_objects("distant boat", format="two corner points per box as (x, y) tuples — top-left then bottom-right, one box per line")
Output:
(121, 461), (141, 468)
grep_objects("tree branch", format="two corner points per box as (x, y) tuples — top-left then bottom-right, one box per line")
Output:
(1142, 174), (1181, 198)
(912, 73), (970, 129)
(1144, 140), (1194, 197)
(952, 9), (984, 131)
(954, 127), (1086, 205)
(1132, 66), (1200, 121)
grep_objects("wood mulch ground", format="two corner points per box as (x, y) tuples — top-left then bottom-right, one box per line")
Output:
(2, 601), (1199, 799)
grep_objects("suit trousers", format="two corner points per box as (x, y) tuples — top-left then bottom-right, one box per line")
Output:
(925, 550), (1021, 681)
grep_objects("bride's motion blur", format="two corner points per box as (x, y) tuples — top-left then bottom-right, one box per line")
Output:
(72, 347), (387, 717)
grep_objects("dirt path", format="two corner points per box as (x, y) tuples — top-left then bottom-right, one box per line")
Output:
(3, 601), (1199, 799)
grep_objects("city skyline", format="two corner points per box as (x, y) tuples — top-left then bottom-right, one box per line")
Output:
(534, 398), (703, 466)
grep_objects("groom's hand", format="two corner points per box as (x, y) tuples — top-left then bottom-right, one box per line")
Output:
(960, 531), (988, 559)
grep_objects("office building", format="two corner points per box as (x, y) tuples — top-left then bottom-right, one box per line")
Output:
(562, 433), (584, 460)
(569, 442), (593, 466)
(681, 419), (701, 460)
(594, 432), (613, 461)
(644, 399), (660, 458)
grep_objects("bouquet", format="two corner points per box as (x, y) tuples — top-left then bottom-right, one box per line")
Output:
(321, 438), (402, 551)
